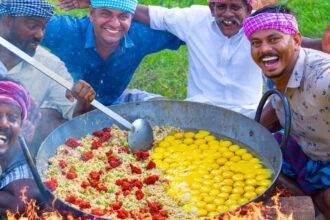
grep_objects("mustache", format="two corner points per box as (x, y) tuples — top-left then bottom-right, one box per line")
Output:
(215, 16), (241, 26)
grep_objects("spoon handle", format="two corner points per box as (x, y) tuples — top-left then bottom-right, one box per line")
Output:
(18, 135), (51, 202)
(0, 36), (133, 130)
(92, 100), (133, 129)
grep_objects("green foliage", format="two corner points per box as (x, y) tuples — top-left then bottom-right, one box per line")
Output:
(50, 0), (328, 99)
(279, 0), (330, 38)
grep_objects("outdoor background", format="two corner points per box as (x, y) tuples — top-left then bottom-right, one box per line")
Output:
(51, 0), (330, 100)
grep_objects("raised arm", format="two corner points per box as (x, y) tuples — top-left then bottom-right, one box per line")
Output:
(57, 0), (90, 11)
(134, 5), (150, 25)
(322, 22), (330, 54)
(302, 36), (322, 51)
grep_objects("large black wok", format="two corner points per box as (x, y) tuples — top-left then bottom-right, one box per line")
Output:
(34, 92), (288, 219)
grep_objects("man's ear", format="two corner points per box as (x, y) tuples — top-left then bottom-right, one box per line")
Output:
(209, 3), (215, 17)
(293, 32), (302, 51)
(88, 7), (94, 22)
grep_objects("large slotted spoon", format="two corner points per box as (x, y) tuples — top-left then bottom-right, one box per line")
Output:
(0, 36), (153, 151)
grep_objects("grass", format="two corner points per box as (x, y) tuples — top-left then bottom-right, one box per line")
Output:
(51, 0), (330, 100)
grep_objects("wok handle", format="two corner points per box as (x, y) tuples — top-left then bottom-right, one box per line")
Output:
(18, 135), (51, 202)
(254, 89), (291, 148)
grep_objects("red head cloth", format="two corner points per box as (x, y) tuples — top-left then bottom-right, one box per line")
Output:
(0, 81), (30, 121)
(243, 12), (298, 39)
(208, 0), (253, 5)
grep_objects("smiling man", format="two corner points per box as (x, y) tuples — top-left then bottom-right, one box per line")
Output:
(41, 0), (183, 106)
(133, 0), (263, 118)
(244, 4), (330, 218)
(0, 76), (41, 215)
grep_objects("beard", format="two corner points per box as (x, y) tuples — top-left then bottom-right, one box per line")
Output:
(6, 31), (39, 56)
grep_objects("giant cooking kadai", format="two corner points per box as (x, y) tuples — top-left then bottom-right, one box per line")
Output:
(44, 125), (272, 219)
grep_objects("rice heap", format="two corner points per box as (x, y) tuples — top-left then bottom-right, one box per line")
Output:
(44, 125), (196, 219)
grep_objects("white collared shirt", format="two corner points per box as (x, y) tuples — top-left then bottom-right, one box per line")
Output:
(272, 48), (330, 161)
(149, 5), (263, 117)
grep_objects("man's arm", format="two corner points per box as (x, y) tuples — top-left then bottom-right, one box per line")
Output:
(302, 37), (322, 51)
(57, 0), (90, 10)
(0, 180), (41, 215)
(322, 22), (330, 54)
(260, 101), (282, 133)
(68, 80), (96, 117)
(134, 5), (150, 25)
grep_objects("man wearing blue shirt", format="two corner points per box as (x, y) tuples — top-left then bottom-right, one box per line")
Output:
(42, 0), (183, 105)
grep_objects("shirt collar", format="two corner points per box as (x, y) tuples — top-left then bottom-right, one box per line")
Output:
(286, 48), (305, 89)
(85, 22), (135, 50)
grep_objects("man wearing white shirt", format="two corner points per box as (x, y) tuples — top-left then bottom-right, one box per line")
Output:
(134, 0), (263, 118)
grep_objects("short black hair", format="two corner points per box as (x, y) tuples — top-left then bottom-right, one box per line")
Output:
(251, 4), (293, 17)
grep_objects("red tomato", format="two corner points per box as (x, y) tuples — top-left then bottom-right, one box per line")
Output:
(79, 201), (91, 209)
(58, 160), (67, 168)
(81, 151), (94, 161)
(65, 138), (80, 148)
(116, 209), (129, 219)
(144, 175), (159, 185)
(110, 202), (122, 210)
(89, 171), (101, 180)
(146, 161), (156, 170)
(44, 178), (58, 191)
(91, 140), (103, 149)
(129, 163), (142, 174)
(135, 189), (144, 200)
(66, 169), (78, 179)
(81, 181), (89, 188)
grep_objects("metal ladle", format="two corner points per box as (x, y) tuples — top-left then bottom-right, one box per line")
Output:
(0, 37), (153, 152)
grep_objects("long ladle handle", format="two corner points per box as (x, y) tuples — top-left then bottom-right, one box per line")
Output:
(254, 89), (291, 148)
(0, 36), (133, 130)
(18, 135), (51, 202)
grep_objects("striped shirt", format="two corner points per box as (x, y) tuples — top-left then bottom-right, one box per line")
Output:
(0, 162), (33, 189)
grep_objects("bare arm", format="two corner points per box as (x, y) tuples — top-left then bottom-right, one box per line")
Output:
(302, 36), (322, 51)
(57, 0), (90, 10)
(260, 101), (282, 133)
(0, 180), (42, 215)
(134, 5), (151, 25)
(322, 22), (330, 54)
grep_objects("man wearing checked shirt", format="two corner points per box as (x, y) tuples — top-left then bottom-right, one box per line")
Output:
(41, 0), (184, 106)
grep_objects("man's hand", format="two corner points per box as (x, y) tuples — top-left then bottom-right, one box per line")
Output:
(66, 80), (96, 103)
(66, 80), (96, 117)
(57, 0), (90, 11)
(322, 22), (330, 54)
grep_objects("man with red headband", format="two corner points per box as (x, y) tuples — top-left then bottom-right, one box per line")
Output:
(243, 4), (330, 218)
(0, 76), (41, 215)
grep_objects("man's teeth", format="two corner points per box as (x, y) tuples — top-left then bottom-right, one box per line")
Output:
(223, 20), (233, 25)
(0, 135), (7, 144)
(105, 29), (120, 33)
(262, 56), (278, 62)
